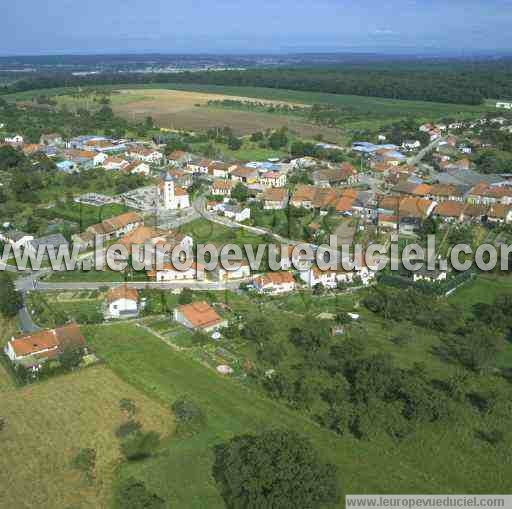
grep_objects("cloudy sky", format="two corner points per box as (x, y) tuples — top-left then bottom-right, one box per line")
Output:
(1, 0), (511, 55)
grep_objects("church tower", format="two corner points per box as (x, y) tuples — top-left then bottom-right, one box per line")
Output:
(163, 173), (176, 210)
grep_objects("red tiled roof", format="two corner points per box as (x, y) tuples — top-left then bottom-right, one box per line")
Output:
(434, 201), (465, 217)
(254, 271), (295, 287)
(106, 284), (139, 304)
(177, 301), (223, 329)
(9, 323), (85, 358)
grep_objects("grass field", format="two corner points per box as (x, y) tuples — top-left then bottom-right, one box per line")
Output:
(79, 321), (512, 507)
(449, 274), (512, 310)
(0, 365), (174, 509)
(45, 268), (149, 283)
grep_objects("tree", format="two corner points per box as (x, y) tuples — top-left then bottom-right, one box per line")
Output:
(289, 318), (330, 352)
(165, 137), (190, 154)
(231, 183), (249, 203)
(227, 136), (243, 151)
(117, 478), (165, 509)
(144, 116), (154, 130)
(268, 129), (288, 150)
(59, 346), (83, 370)
(0, 273), (23, 317)
(242, 314), (275, 343)
(441, 327), (505, 372)
(335, 311), (351, 325)
(178, 287), (193, 305)
(213, 429), (340, 509)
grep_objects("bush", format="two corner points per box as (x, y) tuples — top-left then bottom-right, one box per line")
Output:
(117, 478), (165, 509)
(121, 431), (160, 461)
(178, 287), (193, 305)
(119, 398), (137, 418)
(172, 397), (207, 435)
(59, 346), (83, 371)
(115, 420), (142, 439)
(72, 448), (96, 483)
(190, 330), (209, 346)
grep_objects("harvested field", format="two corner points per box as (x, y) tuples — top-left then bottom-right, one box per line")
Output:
(0, 365), (174, 509)
(110, 89), (342, 139)
(112, 88), (307, 111)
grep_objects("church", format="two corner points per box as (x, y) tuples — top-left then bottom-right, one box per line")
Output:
(158, 173), (190, 210)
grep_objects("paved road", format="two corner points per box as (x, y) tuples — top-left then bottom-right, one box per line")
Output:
(17, 303), (40, 334)
(17, 278), (247, 293)
(406, 137), (446, 166)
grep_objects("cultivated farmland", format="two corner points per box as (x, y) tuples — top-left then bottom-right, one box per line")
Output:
(108, 88), (343, 138)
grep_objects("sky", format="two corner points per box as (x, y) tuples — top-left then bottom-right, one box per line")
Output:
(1, 0), (511, 56)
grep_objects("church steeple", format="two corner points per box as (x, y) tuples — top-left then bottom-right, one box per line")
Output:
(163, 173), (175, 209)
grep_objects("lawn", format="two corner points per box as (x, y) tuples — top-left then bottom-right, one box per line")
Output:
(0, 365), (174, 509)
(26, 291), (103, 328)
(80, 321), (512, 508)
(45, 268), (149, 283)
(189, 139), (288, 162)
(179, 217), (268, 250)
(44, 201), (132, 230)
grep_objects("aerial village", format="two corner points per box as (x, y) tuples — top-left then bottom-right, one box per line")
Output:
(2, 108), (512, 378)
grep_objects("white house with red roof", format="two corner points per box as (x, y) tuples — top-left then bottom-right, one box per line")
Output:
(174, 301), (227, 332)
(105, 285), (140, 319)
(253, 271), (296, 294)
(4, 323), (86, 370)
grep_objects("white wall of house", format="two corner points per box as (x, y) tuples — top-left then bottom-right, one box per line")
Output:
(216, 265), (251, 281)
(254, 281), (296, 294)
(94, 153), (108, 166)
(131, 163), (151, 175)
(155, 267), (203, 281)
(4, 342), (17, 362)
(300, 269), (337, 289)
(264, 200), (286, 210)
(107, 298), (139, 318)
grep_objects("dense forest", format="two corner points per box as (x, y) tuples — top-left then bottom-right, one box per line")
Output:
(3, 63), (512, 105)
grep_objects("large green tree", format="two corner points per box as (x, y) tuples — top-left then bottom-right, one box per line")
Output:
(213, 429), (340, 509)
(0, 273), (23, 317)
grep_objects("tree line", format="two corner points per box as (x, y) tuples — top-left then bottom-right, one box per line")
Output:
(3, 64), (512, 105)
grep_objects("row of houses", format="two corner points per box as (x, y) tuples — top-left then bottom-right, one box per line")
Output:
(72, 211), (144, 249)
(254, 184), (370, 215)
(203, 163), (288, 188)
(0, 231), (69, 254)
